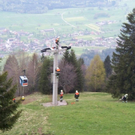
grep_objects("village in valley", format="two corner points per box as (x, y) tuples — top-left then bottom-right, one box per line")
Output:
(0, 21), (118, 58)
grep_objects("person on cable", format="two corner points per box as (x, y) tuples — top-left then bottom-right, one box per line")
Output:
(60, 90), (64, 102)
(74, 90), (79, 102)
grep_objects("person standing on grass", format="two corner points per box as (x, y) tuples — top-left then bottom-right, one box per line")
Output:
(75, 90), (79, 102)
(122, 94), (128, 103)
(60, 90), (64, 102)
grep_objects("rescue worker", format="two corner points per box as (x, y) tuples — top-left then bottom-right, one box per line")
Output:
(75, 90), (79, 102)
(122, 94), (128, 103)
(55, 37), (60, 45)
(22, 96), (25, 101)
(60, 90), (63, 102)
(13, 98), (16, 103)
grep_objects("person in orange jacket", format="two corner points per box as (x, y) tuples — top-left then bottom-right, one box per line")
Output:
(55, 37), (60, 45)
(60, 90), (63, 102)
(13, 98), (16, 103)
(75, 90), (79, 102)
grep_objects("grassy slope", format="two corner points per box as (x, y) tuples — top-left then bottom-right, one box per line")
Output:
(1, 92), (135, 135)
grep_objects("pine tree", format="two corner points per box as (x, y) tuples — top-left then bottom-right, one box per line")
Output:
(62, 50), (84, 92)
(85, 55), (106, 91)
(106, 8), (135, 100)
(0, 58), (2, 73)
(0, 72), (22, 132)
(104, 55), (112, 78)
(63, 50), (70, 63)
(38, 57), (52, 94)
(69, 50), (84, 92)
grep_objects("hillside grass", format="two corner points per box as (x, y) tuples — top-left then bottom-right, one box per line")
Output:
(1, 92), (135, 135)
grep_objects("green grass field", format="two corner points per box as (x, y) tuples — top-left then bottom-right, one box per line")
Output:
(1, 92), (135, 135)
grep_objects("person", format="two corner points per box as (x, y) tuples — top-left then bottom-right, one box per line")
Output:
(74, 90), (79, 102)
(22, 96), (25, 101)
(55, 37), (60, 45)
(121, 94), (128, 103)
(60, 90), (63, 102)
(13, 98), (16, 103)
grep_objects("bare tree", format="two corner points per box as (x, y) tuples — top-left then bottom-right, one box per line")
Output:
(4, 55), (20, 95)
(4, 51), (32, 96)
(27, 53), (40, 92)
(59, 60), (77, 93)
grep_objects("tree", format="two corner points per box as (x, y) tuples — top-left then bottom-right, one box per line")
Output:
(3, 51), (30, 96)
(27, 53), (40, 92)
(85, 55), (106, 91)
(106, 8), (135, 100)
(59, 60), (77, 93)
(38, 57), (52, 94)
(104, 55), (112, 78)
(0, 58), (2, 74)
(0, 72), (22, 132)
(4, 55), (20, 95)
(62, 49), (84, 92)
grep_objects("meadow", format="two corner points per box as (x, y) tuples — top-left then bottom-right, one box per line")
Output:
(1, 92), (135, 135)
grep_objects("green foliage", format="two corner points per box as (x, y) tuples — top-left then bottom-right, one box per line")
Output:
(81, 48), (115, 66)
(85, 55), (106, 91)
(104, 55), (112, 78)
(62, 50), (84, 92)
(0, 57), (2, 73)
(0, 72), (22, 132)
(38, 57), (52, 94)
(106, 8), (135, 100)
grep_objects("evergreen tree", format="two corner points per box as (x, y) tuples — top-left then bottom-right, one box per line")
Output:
(69, 50), (84, 92)
(104, 55), (112, 78)
(0, 72), (22, 132)
(106, 8), (135, 100)
(38, 57), (52, 94)
(62, 50), (84, 92)
(63, 50), (70, 63)
(85, 55), (106, 91)
(0, 58), (2, 73)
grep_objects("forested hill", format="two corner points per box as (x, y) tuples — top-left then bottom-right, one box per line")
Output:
(0, 0), (116, 13)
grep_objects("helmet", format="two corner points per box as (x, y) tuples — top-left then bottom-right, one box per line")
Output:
(76, 90), (78, 93)
(61, 90), (63, 92)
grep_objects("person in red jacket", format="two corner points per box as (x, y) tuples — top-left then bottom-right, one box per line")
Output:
(60, 90), (64, 102)
(75, 90), (79, 102)
(13, 98), (16, 103)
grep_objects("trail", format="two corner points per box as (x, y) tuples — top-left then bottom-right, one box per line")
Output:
(61, 12), (76, 28)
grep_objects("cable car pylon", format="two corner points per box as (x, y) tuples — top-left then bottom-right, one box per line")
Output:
(41, 38), (71, 106)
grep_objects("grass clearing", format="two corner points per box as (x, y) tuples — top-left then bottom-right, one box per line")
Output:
(85, 24), (101, 32)
(1, 92), (135, 135)
(65, 17), (86, 21)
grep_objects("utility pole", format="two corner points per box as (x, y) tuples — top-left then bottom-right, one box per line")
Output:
(41, 38), (71, 106)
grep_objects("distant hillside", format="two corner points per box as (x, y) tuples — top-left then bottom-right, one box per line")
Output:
(0, 0), (116, 14)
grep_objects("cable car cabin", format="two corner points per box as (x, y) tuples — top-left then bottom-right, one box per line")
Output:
(20, 76), (28, 86)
